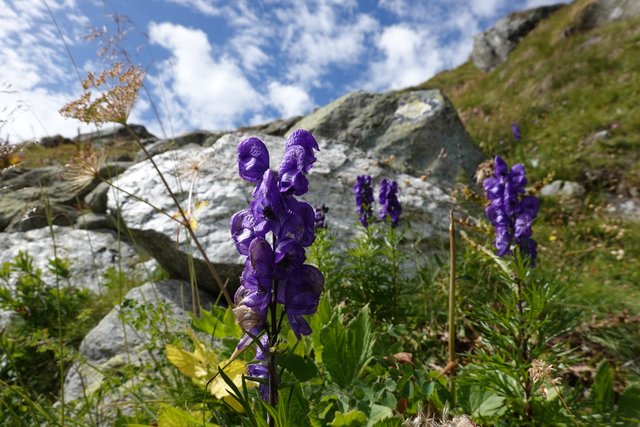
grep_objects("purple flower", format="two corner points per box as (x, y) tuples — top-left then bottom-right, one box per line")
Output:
(230, 132), (324, 400)
(378, 179), (401, 226)
(247, 335), (270, 401)
(511, 123), (521, 141)
(314, 204), (329, 230)
(354, 175), (374, 227)
(483, 156), (539, 265)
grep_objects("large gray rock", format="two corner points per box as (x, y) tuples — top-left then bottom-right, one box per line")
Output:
(63, 280), (215, 422)
(471, 4), (565, 72)
(107, 131), (453, 295)
(0, 163), (130, 232)
(568, 0), (640, 33)
(133, 130), (226, 162)
(540, 180), (586, 199)
(0, 226), (142, 293)
(288, 90), (483, 184)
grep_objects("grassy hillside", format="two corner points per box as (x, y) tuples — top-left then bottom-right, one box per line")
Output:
(412, 0), (640, 315)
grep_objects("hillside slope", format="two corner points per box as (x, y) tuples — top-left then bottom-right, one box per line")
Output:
(412, 0), (640, 313)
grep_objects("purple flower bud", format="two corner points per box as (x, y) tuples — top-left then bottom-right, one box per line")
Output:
(379, 178), (401, 226)
(354, 175), (374, 227)
(238, 137), (270, 184)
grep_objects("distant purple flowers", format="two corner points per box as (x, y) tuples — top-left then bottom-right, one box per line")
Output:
(379, 179), (401, 226)
(314, 204), (329, 230)
(483, 156), (539, 265)
(354, 175), (374, 227)
(231, 130), (324, 401)
(354, 175), (401, 227)
(511, 122), (522, 141)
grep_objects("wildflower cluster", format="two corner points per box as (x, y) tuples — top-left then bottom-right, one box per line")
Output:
(230, 130), (324, 402)
(354, 175), (402, 227)
(483, 156), (539, 264)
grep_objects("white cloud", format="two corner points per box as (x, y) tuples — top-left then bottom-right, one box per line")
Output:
(267, 82), (313, 118)
(148, 21), (262, 134)
(275, 2), (378, 86)
(165, 0), (222, 16)
(367, 25), (445, 91)
(0, 0), (93, 141)
(468, 0), (508, 17)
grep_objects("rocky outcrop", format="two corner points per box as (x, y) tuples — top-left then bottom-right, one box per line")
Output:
(471, 4), (565, 72)
(63, 280), (215, 421)
(0, 163), (129, 232)
(133, 130), (226, 162)
(568, 0), (640, 33)
(0, 226), (143, 293)
(289, 89), (483, 184)
(107, 127), (456, 295)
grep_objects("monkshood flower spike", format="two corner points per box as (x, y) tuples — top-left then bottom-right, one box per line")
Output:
(354, 175), (374, 227)
(230, 130), (324, 405)
(483, 155), (539, 266)
(379, 178), (402, 226)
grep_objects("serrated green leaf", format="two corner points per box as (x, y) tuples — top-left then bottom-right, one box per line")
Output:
(328, 410), (368, 427)
(366, 404), (394, 427)
(593, 360), (614, 414)
(191, 306), (242, 339)
(156, 404), (220, 427)
(617, 382), (640, 420)
(457, 384), (506, 418)
(278, 353), (320, 382)
(321, 305), (375, 388)
(281, 384), (313, 427)
(370, 417), (403, 427)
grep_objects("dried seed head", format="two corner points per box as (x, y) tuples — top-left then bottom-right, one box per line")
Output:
(60, 63), (144, 125)
(63, 146), (106, 190)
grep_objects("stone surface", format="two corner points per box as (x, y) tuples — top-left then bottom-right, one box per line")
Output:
(0, 163), (130, 232)
(76, 212), (117, 230)
(238, 115), (302, 137)
(568, 0), (640, 33)
(107, 131), (454, 295)
(540, 180), (586, 199)
(471, 4), (565, 72)
(134, 130), (226, 162)
(63, 281), (215, 409)
(288, 89), (483, 184)
(0, 226), (142, 293)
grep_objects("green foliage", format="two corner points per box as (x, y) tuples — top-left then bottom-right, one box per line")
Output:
(320, 306), (375, 388)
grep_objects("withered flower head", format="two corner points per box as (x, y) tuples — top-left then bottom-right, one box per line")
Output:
(60, 63), (144, 125)
(63, 146), (106, 190)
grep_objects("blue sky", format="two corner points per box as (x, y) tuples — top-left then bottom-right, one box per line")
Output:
(1, 0), (566, 142)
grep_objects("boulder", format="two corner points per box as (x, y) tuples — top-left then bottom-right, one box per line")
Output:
(39, 134), (74, 148)
(288, 90), (483, 184)
(134, 130), (227, 162)
(75, 212), (117, 230)
(107, 131), (453, 295)
(0, 163), (130, 231)
(471, 4), (565, 72)
(540, 180), (586, 199)
(0, 226), (142, 293)
(63, 280), (215, 414)
(238, 115), (303, 137)
(74, 123), (156, 145)
(568, 0), (640, 33)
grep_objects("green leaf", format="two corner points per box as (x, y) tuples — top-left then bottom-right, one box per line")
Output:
(310, 291), (334, 364)
(280, 384), (313, 427)
(328, 410), (368, 427)
(321, 306), (375, 388)
(367, 404), (394, 427)
(617, 383), (640, 420)
(277, 353), (320, 382)
(593, 360), (614, 414)
(457, 384), (506, 418)
(191, 306), (242, 339)
(370, 417), (403, 427)
(156, 404), (220, 427)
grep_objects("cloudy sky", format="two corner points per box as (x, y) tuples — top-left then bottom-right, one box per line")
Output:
(1, 0), (565, 142)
